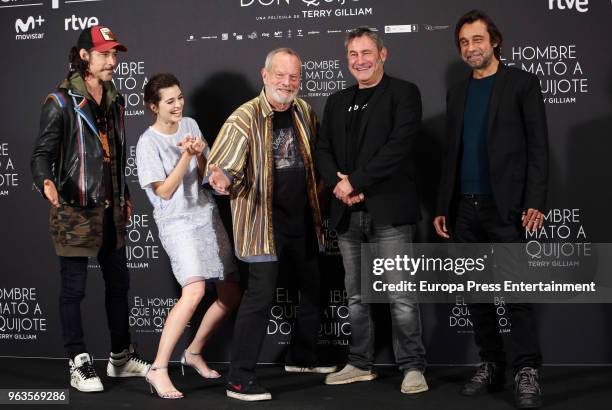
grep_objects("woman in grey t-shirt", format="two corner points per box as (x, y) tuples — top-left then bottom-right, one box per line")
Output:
(136, 73), (241, 399)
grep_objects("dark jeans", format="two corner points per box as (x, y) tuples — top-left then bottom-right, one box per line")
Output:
(453, 195), (542, 372)
(337, 211), (426, 372)
(228, 232), (321, 383)
(58, 207), (131, 358)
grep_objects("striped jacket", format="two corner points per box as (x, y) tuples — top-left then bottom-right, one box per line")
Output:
(208, 90), (324, 262)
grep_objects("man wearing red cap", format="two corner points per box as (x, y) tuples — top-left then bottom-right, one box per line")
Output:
(31, 25), (149, 393)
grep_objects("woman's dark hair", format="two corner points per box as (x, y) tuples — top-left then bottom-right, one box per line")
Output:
(68, 46), (90, 79)
(454, 9), (503, 59)
(144, 73), (181, 111)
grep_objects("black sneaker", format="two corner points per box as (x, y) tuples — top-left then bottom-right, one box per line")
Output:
(514, 367), (542, 409)
(226, 379), (272, 401)
(460, 362), (506, 396)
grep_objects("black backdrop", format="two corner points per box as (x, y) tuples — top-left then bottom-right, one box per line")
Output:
(2, 0), (612, 365)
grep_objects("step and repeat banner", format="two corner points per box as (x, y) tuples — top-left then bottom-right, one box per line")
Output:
(2, 0), (612, 364)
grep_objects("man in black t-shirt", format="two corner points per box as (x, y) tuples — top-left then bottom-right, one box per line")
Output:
(271, 109), (309, 237)
(315, 27), (427, 394)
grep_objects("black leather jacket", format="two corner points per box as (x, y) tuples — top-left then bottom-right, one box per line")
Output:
(31, 73), (128, 207)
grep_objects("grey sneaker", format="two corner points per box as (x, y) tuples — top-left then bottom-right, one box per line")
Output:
(284, 365), (338, 374)
(324, 364), (377, 385)
(401, 370), (429, 394)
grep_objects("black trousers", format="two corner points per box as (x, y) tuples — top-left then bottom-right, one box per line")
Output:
(58, 207), (131, 358)
(453, 195), (542, 372)
(228, 232), (322, 383)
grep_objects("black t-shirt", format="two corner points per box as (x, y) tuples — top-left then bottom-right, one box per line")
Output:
(272, 109), (309, 238)
(344, 84), (378, 211)
(346, 84), (378, 172)
(89, 94), (114, 204)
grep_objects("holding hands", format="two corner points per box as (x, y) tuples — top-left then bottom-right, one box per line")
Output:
(522, 208), (545, 233)
(177, 134), (207, 156)
(208, 164), (230, 196)
(334, 172), (364, 206)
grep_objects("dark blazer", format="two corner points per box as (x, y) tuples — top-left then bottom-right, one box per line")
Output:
(437, 63), (549, 226)
(315, 74), (422, 229)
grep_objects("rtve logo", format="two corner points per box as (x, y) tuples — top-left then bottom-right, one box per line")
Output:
(548, 0), (589, 12)
(64, 15), (99, 31)
(15, 15), (44, 33)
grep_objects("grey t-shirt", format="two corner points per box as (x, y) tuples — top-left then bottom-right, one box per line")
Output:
(136, 117), (211, 222)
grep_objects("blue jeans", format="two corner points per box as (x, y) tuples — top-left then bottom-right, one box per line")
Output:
(338, 211), (426, 372)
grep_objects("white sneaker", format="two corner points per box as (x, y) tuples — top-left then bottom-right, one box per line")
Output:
(69, 353), (104, 392)
(106, 344), (149, 378)
(401, 370), (429, 394)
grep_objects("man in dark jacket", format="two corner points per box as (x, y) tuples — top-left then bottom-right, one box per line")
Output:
(433, 10), (548, 409)
(315, 26), (427, 394)
(31, 25), (148, 393)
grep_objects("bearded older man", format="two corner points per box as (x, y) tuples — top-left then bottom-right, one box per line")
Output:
(206, 47), (336, 402)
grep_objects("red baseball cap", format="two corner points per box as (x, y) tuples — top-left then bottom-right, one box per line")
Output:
(77, 25), (127, 52)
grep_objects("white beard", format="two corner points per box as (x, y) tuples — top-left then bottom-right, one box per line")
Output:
(265, 85), (297, 105)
